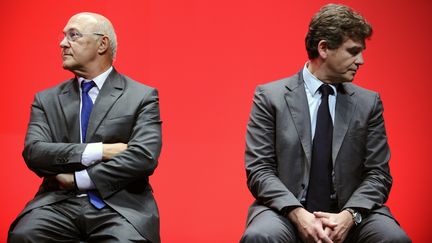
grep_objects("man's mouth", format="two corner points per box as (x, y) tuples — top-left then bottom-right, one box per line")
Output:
(62, 53), (72, 59)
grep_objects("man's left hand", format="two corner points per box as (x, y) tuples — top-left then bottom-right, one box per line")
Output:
(314, 210), (354, 243)
(55, 173), (75, 190)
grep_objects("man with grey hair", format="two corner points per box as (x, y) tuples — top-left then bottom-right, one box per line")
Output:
(240, 4), (410, 243)
(8, 12), (162, 242)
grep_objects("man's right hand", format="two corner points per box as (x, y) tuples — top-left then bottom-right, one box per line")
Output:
(102, 143), (127, 160)
(288, 207), (335, 243)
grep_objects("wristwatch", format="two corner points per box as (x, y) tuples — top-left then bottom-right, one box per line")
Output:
(345, 208), (362, 226)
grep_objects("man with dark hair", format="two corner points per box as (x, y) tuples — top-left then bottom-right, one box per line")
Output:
(240, 4), (410, 243)
(8, 12), (162, 242)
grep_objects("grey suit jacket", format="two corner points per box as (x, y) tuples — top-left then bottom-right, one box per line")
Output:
(245, 71), (393, 225)
(11, 68), (162, 243)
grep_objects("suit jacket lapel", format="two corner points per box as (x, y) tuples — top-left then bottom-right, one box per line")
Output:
(58, 79), (81, 143)
(86, 69), (125, 142)
(285, 73), (313, 164)
(332, 84), (356, 162)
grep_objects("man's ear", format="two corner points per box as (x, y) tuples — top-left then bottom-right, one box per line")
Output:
(317, 40), (328, 59)
(97, 36), (110, 55)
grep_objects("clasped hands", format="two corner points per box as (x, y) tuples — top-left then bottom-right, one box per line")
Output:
(55, 143), (127, 190)
(288, 207), (354, 243)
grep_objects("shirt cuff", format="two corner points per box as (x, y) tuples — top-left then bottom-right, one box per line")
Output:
(81, 142), (103, 166)
(75, 170), (96, 190)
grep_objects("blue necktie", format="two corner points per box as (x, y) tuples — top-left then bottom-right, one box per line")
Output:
(306, 84), (334, 212)
(81, 81), (106, 209)
(81, 81), (95, 143)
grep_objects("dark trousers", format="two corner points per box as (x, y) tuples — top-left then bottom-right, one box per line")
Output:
(8, 196), (148, 243)
(240, 209), (411, 243)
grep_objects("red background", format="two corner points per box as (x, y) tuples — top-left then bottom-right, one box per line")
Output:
(1, 0), (430, 242)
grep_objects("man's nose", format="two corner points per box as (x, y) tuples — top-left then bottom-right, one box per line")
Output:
(355, 53), (364, 65)
(59, 36), (70, 48)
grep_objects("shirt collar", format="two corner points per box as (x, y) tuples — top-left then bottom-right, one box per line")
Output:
(302, 62), (337, 97)
(77, 66), (113, 89)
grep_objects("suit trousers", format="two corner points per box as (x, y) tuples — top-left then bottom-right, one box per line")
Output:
(240, 208), (411, 243)
(8, 196), (148, 243)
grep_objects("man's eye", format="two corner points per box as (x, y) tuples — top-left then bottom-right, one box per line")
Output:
(348, 48), (361, 56)
(68, 32), (81, 40)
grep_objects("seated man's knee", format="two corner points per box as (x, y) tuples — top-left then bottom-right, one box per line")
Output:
(241, 227), (274, 243)
(240, 222), (296, 243)
(358, 213), (411, 243)
(383, 230), (412, 243)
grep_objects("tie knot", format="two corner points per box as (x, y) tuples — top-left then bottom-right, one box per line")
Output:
(319, 84), (334, 97)
(81, 81), (96, 94)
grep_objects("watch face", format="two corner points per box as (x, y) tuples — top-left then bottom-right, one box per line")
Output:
(354, 212), (362, 224)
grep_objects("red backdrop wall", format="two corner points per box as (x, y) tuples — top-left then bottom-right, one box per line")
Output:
(1, 0), (430, 242)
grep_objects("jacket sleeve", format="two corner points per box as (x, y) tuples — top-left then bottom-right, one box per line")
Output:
(343, 94), (392, 213)
(22, 93), (87, 177)
(245, 86), (302, 212)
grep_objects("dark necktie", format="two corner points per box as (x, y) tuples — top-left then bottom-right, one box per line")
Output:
(306, 84), (334, 212)
(81, 81), (106, 209)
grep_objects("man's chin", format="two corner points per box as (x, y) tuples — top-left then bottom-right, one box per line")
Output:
(339, 74), (355, 83)
(62, 62), (74, 71)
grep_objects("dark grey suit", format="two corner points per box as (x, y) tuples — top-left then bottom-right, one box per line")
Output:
(242, 71), (410, 242)
(9, 69), (162, 243)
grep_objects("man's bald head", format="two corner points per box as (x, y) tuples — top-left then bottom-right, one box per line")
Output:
(67, 12), (117, 59)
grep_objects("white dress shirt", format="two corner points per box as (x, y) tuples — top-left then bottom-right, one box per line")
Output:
(75, 66), (113, 190)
